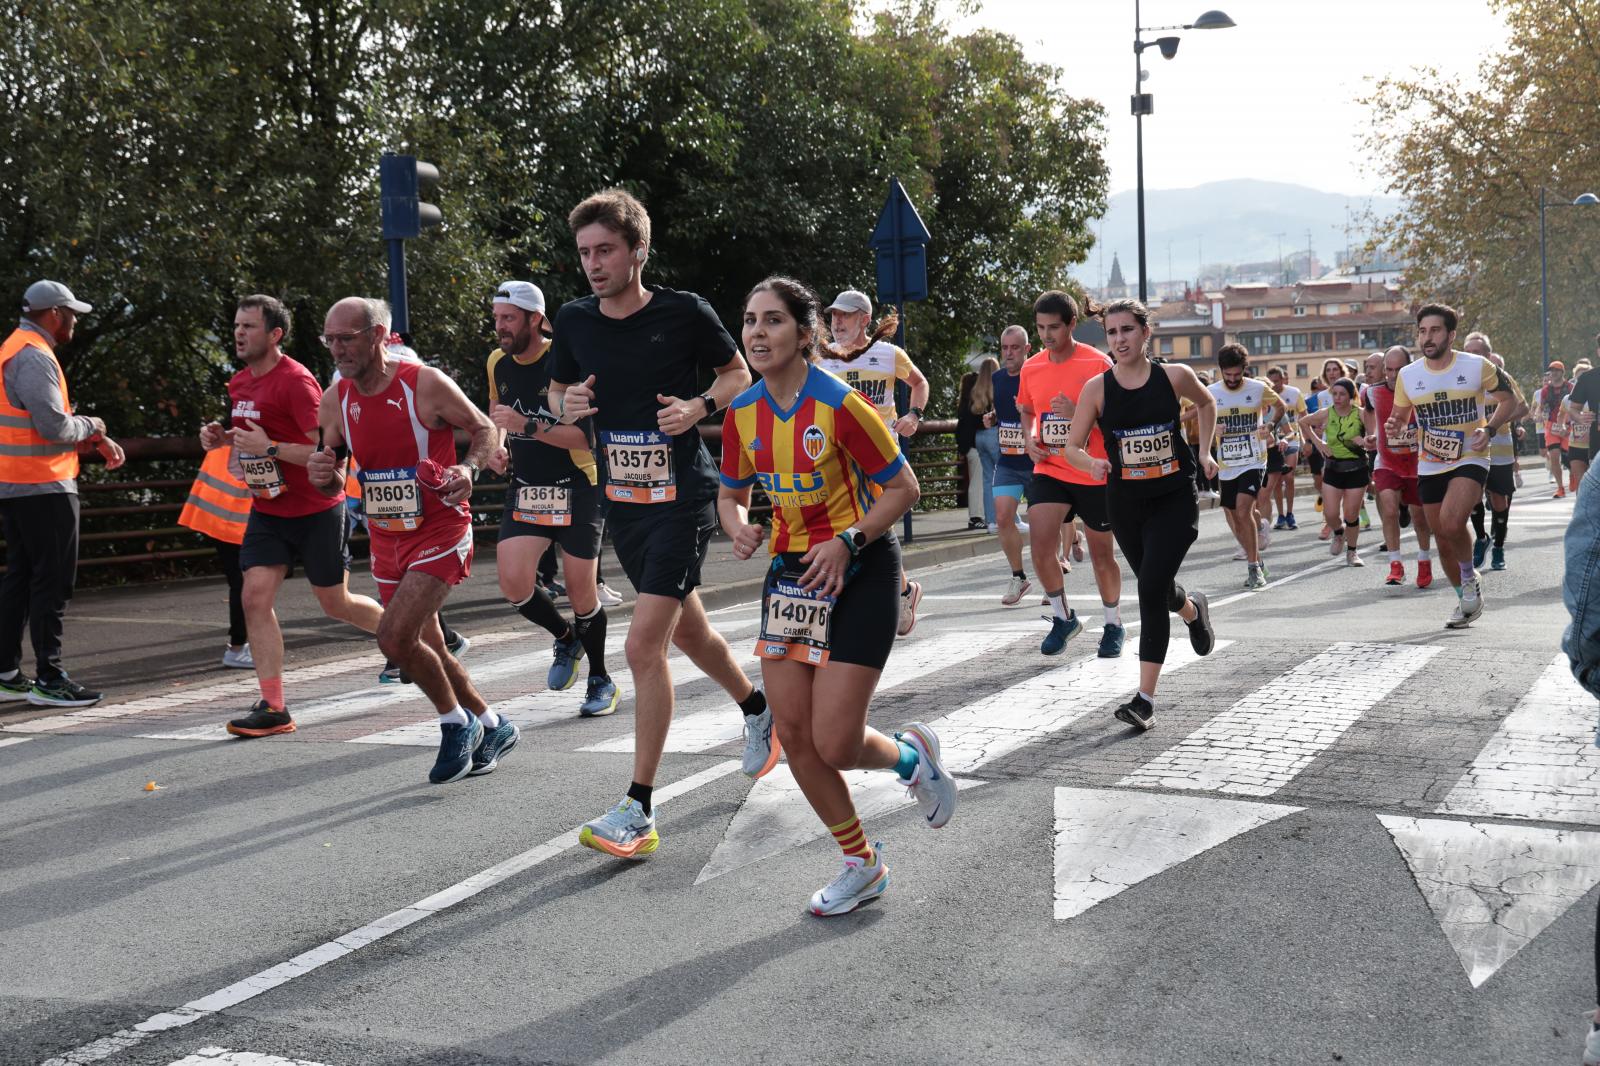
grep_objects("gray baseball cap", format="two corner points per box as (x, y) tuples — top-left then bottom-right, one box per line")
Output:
(23, 280), (92, 315)
(493, 280), (545, 315)
(825, 289), (872, 315)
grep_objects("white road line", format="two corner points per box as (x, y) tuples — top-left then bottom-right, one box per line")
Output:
(166, 1048), (333, 1066)
(694, 640), (1230, 885)
(38, 760), (743, 1066)
(1118, 641), (1439, 796)
(0, 735), (34, 749)
(1437, 655), (1600, 824)
(1053, 788), (1302, 921)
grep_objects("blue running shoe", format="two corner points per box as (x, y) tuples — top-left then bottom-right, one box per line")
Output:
(1273, 515), (1288, 530)
(548, 633), (584, 691)
(1040, 610), (1082, 656)
(1285, 512), (1298, 530)
(1097, 621), (1125, 658)
(1490, 544), (1506, 571)
(579, 798), (658, 859)
(579, 674), (619, 717)
(469, 719), (520, 776)
(1472, 534), (1490, 569)
(429, 715), (483, 784)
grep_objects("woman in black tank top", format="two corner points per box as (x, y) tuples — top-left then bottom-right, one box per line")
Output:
(1062, 298), (1219, 731)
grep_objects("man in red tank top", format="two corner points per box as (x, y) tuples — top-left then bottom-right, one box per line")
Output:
(1364, 345), (1434, 588)
(307, 297), (508, 785)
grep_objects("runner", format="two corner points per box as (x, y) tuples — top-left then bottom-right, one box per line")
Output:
(1301, 377), (1370, 567)
(1062, 298), (1217, 731)
(484, 280), (617, 716)
(817, 289), (931, 635)
(1461, 334), (1527, 571)
(984, 324), (1036, 605)
(1307, 357), (1345, 537)
(1364, 345), (1435, 588)
(718, 275), (952, 916)
(1264, 365), (1305, 530)
(1384, 303), (1516, 629)
(1017, 290), (1125, 657)
(1566, 356), (1597, 496)
(201, 295), (384, 739)
(1534, 361), (1571, 495)
(1208, 344), (1285, 589)
(548, 188), (768, 859)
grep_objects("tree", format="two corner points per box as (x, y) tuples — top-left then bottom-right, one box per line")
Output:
(1361, 0), (1600, 381)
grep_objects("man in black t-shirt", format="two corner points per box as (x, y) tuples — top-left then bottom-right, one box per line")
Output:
(1567, 346), (1600, 494)
(548, 188), (770, 860)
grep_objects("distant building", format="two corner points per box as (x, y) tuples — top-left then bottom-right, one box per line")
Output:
(1150, 277), (1412, 394)
(1105, 254), (1128, 299)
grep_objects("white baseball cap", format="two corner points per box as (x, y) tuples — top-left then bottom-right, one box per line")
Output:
(825, 289), (872, 315)
(23, 280), (92, 315)
(493, 280), (545, 314)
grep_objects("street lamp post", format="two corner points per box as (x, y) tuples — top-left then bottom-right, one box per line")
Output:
(1540, 187), (1600, 370)
(1133, 5), (1236, 302)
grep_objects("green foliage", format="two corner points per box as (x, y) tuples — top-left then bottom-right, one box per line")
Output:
(1, 0), (1106, 431)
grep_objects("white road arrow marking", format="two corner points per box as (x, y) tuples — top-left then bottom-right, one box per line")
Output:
(1052, 787), (1302, 920)
(1437, 655), (1600, 824)
(694, 640), (1229, 886)
(1381, 815), (1600, 988)
(167, 1048), (334, 1066)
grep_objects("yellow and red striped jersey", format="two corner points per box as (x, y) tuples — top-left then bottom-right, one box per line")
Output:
(721, 364), (906, 554)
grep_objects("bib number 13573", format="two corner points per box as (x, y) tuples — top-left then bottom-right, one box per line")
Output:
(602, 430), (676, 503)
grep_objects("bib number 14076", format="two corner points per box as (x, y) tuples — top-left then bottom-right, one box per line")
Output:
(757, 571), (834, 666)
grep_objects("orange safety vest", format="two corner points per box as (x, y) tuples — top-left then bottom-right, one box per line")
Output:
(178, 447), (251, 545)
(0, 326), (80, 484)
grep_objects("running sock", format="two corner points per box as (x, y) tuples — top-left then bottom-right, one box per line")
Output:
(1045, 590), (1068, 621)
(478, 708), (502, 728)
(512, 586), (571, 641)
(893, 739), (920, 780)
(738, 686), (766, 718)
(260, 676), (285, 711)
(1416, 549), (1431, 563)
(1103, 601), (1122, 626)
(1459, 562), (1475, 585)
(1470, 501), (1487, 538)
(1388, 550), (1402, 563)
(574, 605), (607, 675)
(440, 706), (470, 726)
(626, 780), (654, 815)
(1012, 569), (1026, 579)
(1137, 690), (1155, 709)
(0, 669), (16, 681)
(1491, 507), (1509, 547)
(827, 815), (875, 863)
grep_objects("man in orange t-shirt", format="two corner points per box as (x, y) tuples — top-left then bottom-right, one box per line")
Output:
(1016, 290), (1124, 658)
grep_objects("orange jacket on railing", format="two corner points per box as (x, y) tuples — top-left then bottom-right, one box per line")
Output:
(0, 326), (80, 484)
(177, 447), (251, 545)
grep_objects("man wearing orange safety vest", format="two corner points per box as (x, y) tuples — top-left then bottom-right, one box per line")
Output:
(177, 446), (254, 669)
(0, 281), (124, 708)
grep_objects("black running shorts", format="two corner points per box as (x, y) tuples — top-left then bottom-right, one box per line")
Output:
(1026, 474), (1111, 532)
(1418, 464), (1489, 505)
(1219, 469), (1262, 510)
(497, 477), (603, 560)
(240, 505), (351, 587)
(609, 500), (716, 600)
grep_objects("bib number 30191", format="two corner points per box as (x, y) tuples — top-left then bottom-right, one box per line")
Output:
(602, 430), (675, 503)
(757, 571), (834, 666)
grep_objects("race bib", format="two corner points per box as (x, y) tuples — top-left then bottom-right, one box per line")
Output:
(1572, 420), (1592, 449)
(1385, 423), (1419, 452)
(998, 421), (1026, 456)
(361, 466), (423, 531)
(757, 570), (834, 666)
(238, 453), (285, 498)
(512, 483), (572, 527)
(1219, 434), (1256, 465)
(602, 430), (675, 503)
(1039, 413), (1072, 453)
(1114, 422), (1179, 480)
(1422, 427), (1464, 464)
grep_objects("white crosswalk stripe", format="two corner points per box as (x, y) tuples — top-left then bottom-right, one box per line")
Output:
(166, 1048), (334, 1066)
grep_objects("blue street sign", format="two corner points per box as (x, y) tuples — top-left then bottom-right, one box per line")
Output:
(870, 177), (930, 304)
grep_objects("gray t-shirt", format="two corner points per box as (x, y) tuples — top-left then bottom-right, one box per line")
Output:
(0, 320), (97, 498)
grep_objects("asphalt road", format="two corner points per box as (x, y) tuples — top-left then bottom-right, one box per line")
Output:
(2, 475), (1591, 1066)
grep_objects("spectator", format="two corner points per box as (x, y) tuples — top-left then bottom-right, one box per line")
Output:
(1562, 459), (1600, 1066)
(958, 356), (999, 530)
(176, 446), (254, 669)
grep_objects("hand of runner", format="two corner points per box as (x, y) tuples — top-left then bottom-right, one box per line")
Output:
(1199, 453), (1218, 480)
(97, 437), (126, 471)
(1024, 435), (1049, 463)
(656, 393), (704, 436)
(560, 375), (597, 423)
(1089, 457), (1111, 481)
(306, 442), (339, 488)
(489, 403), (528, 434)
(1313, 437), (1331, 458)
(1468, 427), (1489, 453)
(229, 419), (272, 454)
(199, 421), (225, 450)
(729, 520), (765, 561)
(486, 445), (509, 475)
(1049, 392), (1075, 419)
(892, 411), (920, 438)
(1361, 433), (1377, 450)
(797, 536), (850, 597)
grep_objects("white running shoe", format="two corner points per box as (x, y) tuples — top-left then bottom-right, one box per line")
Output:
(741, 704), (780, 779)
(1257, 519), (1272, 550)
(1582, 1017), (1600, 1065)
(1071, 531), (1087, 562)
(809, 846), (889, 916)
(897, 580), (922, 637)
(1346, 550), (1365, 567)
(1001, 575), (1032, 606)
(1232, 546), (1247, 561)
(896, 721), (957, 828)
(221, 644), (254, 669)
(596, 582), (624, 608)
(1016, 520), (1030, 533)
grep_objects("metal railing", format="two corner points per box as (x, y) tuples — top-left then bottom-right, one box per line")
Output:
(2, 420), (963, 583)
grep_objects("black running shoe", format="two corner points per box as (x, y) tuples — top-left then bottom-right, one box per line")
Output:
(226, 700), (296, 738)
(1113, 694), (1155, 731)
(27, 673), (102, 708)
(1185, 590), (1215, 656)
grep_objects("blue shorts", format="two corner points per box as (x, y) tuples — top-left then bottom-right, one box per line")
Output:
(993, 467), (1032, 499)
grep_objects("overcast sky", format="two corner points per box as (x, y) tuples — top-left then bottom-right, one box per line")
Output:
(942, 0), (1508, 197)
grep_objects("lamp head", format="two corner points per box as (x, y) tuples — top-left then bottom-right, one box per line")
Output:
(1192, 9), (1236, 29)
(1157, 36), (1181, 59)
(1575, 193), (1600, 206)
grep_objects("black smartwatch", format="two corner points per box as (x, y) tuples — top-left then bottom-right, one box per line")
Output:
(700, 393), (719, 418)
(838, 526), (867, 556)
(265, 443), (279, 458)
(907, 406), (924, 420)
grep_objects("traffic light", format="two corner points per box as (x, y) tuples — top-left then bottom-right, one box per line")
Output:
(380, 153), (442, 240)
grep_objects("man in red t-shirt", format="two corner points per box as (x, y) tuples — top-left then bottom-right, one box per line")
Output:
(198, 295), (383, 738)
(1016, 291), (1124, 658)
(1363, 345), (1434, 589)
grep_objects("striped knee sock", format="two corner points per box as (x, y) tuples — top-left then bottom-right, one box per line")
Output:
(827, 815), (875, 863)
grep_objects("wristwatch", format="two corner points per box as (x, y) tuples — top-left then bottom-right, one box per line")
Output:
(463, 460), (481, 480)
(265, 442), (279, 458)
(838, 526), (867, 556)
(699, 393), (719, 418)
(907, 406), (924, 420)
